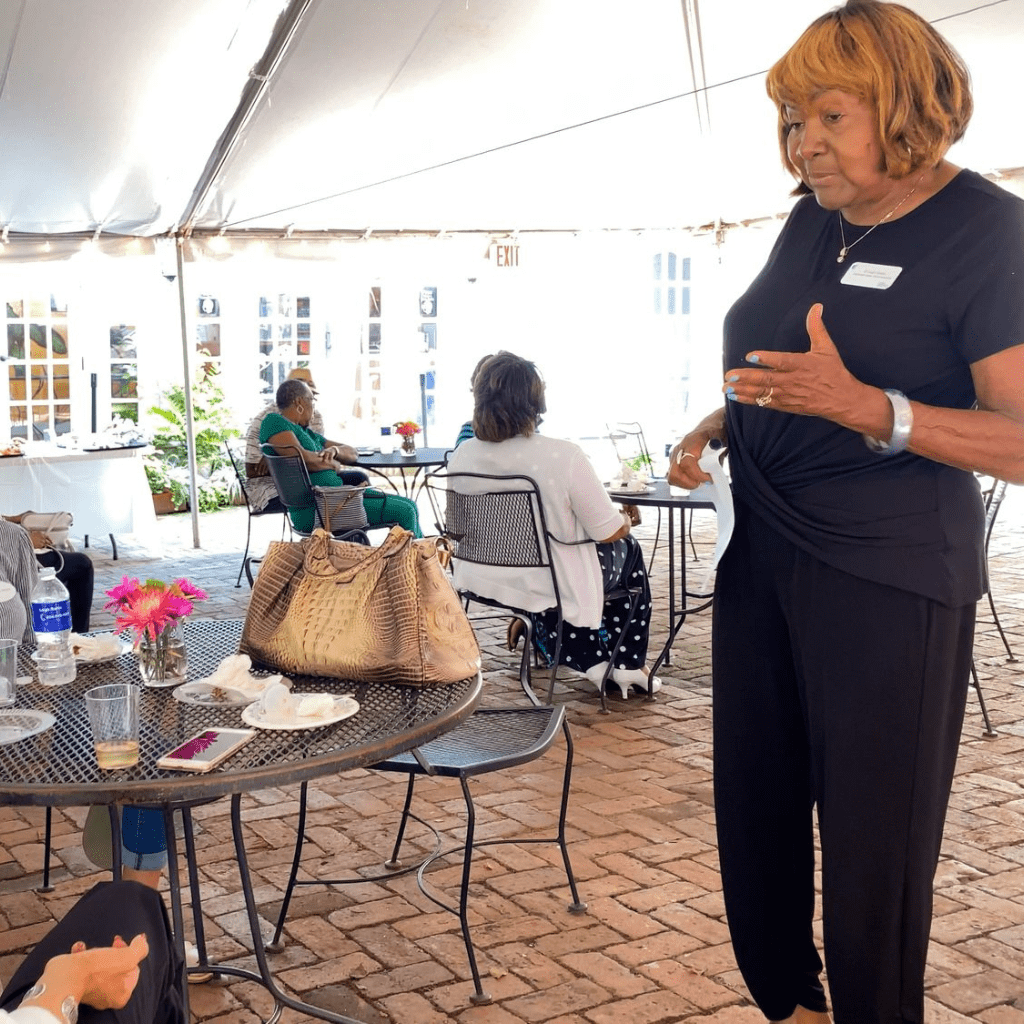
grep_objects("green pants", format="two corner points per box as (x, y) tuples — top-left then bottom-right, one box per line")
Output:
(363, 489), (422, 537)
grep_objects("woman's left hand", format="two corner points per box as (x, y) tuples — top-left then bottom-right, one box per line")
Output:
(724, 303), (874, 427)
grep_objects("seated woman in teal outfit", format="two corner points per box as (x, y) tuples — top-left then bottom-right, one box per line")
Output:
(259, 378), (422, 537)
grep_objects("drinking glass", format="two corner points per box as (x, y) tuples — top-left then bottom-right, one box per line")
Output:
(85, 683), (140, 769)
(0, 639), (16, 706)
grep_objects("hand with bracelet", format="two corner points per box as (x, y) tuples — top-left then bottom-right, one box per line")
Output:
(1, 881), (179, 1024)
(722, 304), (906, 450)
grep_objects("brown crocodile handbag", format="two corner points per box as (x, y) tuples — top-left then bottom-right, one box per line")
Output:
(239, 526), (480, 686)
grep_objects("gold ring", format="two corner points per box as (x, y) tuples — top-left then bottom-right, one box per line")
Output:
(756, 387), (774, 408)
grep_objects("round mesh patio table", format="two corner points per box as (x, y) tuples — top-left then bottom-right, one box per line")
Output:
(0, 618), (481, 1024)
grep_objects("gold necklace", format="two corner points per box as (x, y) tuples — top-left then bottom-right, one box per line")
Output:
(837, 179), (922, 264)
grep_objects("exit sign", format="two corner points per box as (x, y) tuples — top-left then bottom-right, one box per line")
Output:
(490, 242), (520, 267)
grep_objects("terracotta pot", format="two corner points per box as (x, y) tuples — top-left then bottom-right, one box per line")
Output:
(152, 490), (187, 515)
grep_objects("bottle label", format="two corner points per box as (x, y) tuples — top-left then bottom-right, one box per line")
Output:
(32, 600), (72, 633)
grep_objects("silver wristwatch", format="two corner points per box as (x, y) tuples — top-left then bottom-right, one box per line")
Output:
(20, 982), (80, 1024)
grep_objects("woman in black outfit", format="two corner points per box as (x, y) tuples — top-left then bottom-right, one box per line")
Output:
(669, 3), (1024, 1022)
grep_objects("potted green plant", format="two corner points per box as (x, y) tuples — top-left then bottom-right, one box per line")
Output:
(145, 369), (239, 514)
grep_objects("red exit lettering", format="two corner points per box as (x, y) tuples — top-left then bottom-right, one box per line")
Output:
(495, 244), (520, 267)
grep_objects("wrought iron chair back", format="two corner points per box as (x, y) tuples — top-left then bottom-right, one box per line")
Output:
(424, 469), (641, 712)
(223, 441), (288, 588)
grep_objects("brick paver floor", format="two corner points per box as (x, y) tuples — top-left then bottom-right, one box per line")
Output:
(2, 490), (1022, 1023)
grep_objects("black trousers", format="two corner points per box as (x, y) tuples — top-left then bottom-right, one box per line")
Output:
(712, 503), (973, 1024)
(0, 881), (185, 1024)
(36, 549), (94, 633)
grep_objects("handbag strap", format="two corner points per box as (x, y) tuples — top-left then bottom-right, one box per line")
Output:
(304, 526), (413, 581)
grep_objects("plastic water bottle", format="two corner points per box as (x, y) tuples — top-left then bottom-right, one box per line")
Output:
(31, 566), (77, 686)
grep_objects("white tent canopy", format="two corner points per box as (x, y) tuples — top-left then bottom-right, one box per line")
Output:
(2, 0), (1022, 240)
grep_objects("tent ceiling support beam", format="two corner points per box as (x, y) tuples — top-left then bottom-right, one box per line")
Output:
(177, 0), (316, 236)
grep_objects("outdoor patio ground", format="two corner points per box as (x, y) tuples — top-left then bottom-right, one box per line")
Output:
(2, 491), (1022, 1024)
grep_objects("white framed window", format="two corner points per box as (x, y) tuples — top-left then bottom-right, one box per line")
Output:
(258, 292), (310, 395)
(109, 324), (139, 424)
(4, 293), (71, 440)
(653, 252), (690, 316)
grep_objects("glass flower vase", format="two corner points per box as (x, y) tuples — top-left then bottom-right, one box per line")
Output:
(400, 434), (416, 455)
(137, 621), (188, 686)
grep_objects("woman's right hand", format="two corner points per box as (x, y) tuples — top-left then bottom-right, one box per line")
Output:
(666, 409), (727, 489)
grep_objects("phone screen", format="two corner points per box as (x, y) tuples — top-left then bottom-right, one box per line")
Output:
(164, 729), (248, 764)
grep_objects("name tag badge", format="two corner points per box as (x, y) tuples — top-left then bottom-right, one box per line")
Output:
(840, 261), (903, 290)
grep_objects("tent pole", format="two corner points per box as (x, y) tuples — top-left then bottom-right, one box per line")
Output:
(174, 236), (202, 549)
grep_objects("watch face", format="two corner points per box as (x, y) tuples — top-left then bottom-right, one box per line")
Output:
(62, 995), (79, 1024)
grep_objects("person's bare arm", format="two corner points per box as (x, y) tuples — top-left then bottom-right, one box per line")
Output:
(19, 935), (148, 1018)
(320, 441), (359, 465)
(667, 406), (727, 489)
(264, 430), (334, 472)
(724, 304), (1024, 484)
(598, 511), (631, 544)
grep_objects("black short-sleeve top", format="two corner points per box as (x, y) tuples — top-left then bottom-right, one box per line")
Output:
(723, 170), (1024, 607)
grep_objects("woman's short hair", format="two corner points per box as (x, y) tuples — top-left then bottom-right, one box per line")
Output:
(276, 378), (309, 411)
(766, 0), (972, 190)
(472, 351), (546, 443)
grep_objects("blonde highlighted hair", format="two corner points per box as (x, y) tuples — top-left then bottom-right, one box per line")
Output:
(766, 0), (972, 191)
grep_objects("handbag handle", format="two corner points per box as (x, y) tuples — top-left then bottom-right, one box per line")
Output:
(304, 526), (414, 582)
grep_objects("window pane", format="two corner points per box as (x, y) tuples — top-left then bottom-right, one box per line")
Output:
(9, 365), (25, 401)
(277, 294), (293, 317)
(7, 324), (24, 359)
(32, 405), (49, 437)
(681, 287), (690, 314)
(682, 257), (691, 281)
(50, 294), (67, 315)
(6, 299), (23, 318)
(196, 324), (220, 357)
(668, 253), (677, 281)
(276, 324), (292, 341)
(29, 324), (47, 358)
(667, 287), (676, 315)
(28, 297), (47, 317)
(112, 402), (138, 424)
(653, 288), (661, 315)
(54, 404), (71, 434)
(368, 323), (381, 352)
(111, 363), (137, 398)
(369, 287), (381, 317)
(10, 405), (26, 437)
(53, 364), (69, 400)
(110, 326), (136, 359)
(52, 325), (69, 357)
(32, 365), (49, 400)
(296, 297), (310, 318)
(652, 254), (661, 281)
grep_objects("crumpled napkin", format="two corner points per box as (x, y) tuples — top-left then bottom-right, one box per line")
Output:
(70, 633), (124, 660)
(258, 683), (335, 723)
(193, 653), (290, 698)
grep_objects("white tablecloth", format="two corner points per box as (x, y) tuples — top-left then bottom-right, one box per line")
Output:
(0, 445), (157, 540)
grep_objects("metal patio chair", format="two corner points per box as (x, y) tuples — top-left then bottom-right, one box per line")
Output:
(424, 469), (644, 713)
(969, 478), (1016, 738)
(224, 441), (289, 588)
(269, 703), (587, 1005)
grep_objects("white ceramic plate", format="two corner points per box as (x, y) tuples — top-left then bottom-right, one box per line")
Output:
(240, 694), (360, 731)
(173, 681), (253, 707)
(0, 709), (56, 745)
(31, 644), (131, 666)
(608, 484), (655, 495)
